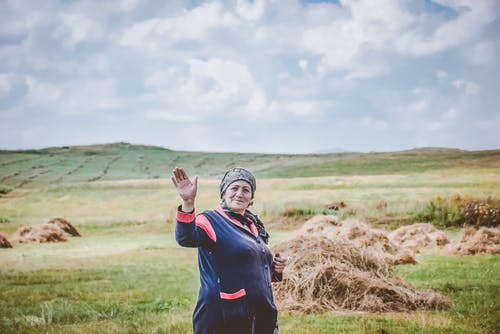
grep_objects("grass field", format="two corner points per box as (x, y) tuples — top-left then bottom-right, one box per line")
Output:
(0, 143), (499, 333)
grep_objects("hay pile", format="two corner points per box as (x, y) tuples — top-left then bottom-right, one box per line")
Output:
(45, 217), (81, 237)
(272, 215), (450, 313)
(299, 216), (416, 265)
(10, 217), (81, 244)
(447, 226), (500, 255)
(0, 232), (12, 248)
(389, 223), (449, 251)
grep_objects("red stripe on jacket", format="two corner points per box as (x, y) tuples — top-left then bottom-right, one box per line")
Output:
(215, 206), (258, 238)
(177, 208), (195, 223)
(220, 288), (246, 300)
(196, 215), (217, 242)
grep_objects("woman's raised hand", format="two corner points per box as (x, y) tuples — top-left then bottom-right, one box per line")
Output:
(171, 167), (198, 211)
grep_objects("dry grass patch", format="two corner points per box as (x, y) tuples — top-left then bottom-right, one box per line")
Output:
(10, 217), (81, 244)
(389, 223), (449, 252)
(272, 216), (449, 313)
(0, 232), (12, 248)
(446, 226), (500, 255)
(298, 216), (416, 265)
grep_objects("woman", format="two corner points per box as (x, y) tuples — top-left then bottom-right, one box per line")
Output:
(171, 166), (287, 334)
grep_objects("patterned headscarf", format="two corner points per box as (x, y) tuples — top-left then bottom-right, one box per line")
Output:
(219, 167), (256, 199)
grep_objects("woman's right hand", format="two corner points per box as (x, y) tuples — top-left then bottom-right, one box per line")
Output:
(171, 167), (198, 212)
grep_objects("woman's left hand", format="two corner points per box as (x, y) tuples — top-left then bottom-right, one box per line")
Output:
(273, 253), (287, 274)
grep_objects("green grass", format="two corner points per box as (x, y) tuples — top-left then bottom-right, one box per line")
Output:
(395, 254), (500, 333)
(0, 144), (499, 333)
(0, 143), (498, 189)
(1, 222), (498, 333)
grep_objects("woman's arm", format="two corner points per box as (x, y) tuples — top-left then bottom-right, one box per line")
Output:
(171, 166), (197, 212)
(171, 167), (215, 249)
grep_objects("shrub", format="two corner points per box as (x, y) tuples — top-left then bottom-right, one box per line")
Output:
(0, 186), (12, 195)
(458, 199), (500, 227)
(281, 207), (339, 218)
(413, 195), (499, 228)
(281, 208), (317, 217)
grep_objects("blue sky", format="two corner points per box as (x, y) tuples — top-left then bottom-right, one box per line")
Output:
(0, 0), (499, 153)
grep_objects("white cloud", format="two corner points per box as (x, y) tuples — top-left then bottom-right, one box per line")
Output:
(144, 109), (197, 122)
(236, 0), (266, 22)
(443, 108), (459, 120)
(24, 77), (122, 115)
(344, 63), (388, 80)
(188, 58), (252, 97)
(409, 99), (429, 113)
(360, 116), (388, 130)
(395, 1), (498, 56)
(0, 0), (498, 152)
(0, 73), (14, 97)
(426, 121), (443, 131)
(452, 80), (480, 96)
(466, 39), (498, 65)
(436, 70), (448, 80)
(120, 2), (240, 50)
(244, 89), (268, 117)
(120, 0), (141, 12)
(0, 1), (50, 39)
(300, 0), (414, 77)
(52, 13), (105, 49)
(298, 0), (499, 79)
(298, 59), (308, 72)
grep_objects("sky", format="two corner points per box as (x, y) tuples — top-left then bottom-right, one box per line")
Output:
(0, 0), (499, 154)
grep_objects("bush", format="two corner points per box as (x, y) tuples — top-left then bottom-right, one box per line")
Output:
(281, 207), (338, 218)
(281, 208), (317, 217)
(0, 186), (12, 195)
(413, 195), (499, 228)
(458, 199), (500, 227)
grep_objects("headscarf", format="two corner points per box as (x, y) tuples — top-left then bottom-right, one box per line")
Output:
(219, 167), (256, 199)
(219, 167), (268, 243)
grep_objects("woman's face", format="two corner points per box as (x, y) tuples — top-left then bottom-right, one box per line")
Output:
(222, 180), (253, 214)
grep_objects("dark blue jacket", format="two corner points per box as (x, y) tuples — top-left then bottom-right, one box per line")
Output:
(176, 206), (280, 334)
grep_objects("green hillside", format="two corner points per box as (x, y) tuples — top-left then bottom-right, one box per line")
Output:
(0, 142), (498, 189)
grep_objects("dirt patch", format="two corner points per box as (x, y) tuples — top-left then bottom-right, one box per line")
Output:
(389, 223), (449, 251)
(0, 232), (12, 248)
(10, 217), (81, 244)
(446, 226), (500, 255)
(272, 215), (450, 313)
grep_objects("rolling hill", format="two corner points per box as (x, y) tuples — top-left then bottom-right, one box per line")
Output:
(0, 142), (498, 189)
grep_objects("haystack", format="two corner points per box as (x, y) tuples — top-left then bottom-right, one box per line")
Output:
(299, 215), (416, 265)
(0, 232), (12, 248)
(46, 217), (81, 237)
(272, 215), (450, 313)
(11, 224), (68, 243)
(389, 223), (449, 251)
(447, 226), (500, 255)
(10, 217), (80, 244)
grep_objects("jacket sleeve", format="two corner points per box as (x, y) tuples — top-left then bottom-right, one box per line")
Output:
(175, 206), (216, 250)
